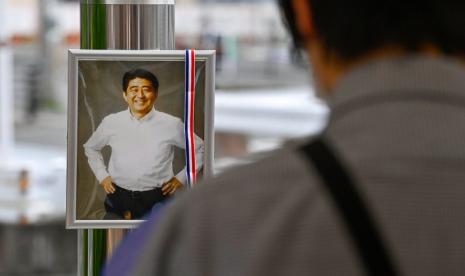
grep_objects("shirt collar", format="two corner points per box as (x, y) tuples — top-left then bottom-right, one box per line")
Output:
(327, 55), (465, 111)
(127, 107), (156, 122)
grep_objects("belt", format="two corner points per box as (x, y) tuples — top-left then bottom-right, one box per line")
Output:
(113, 184), (160, 197)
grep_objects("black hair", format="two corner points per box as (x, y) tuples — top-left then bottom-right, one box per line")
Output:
(122, 69), (159, 92)
(279, 0), (465, 60)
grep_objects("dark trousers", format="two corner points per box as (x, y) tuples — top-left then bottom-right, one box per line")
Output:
(104, 184), (169, 219)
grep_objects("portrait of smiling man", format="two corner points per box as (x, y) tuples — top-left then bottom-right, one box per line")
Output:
(83, 68), (204, 220)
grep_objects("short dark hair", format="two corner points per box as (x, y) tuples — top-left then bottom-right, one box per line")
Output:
(279, 0), (465, 60)
(122, 69), (159, 92)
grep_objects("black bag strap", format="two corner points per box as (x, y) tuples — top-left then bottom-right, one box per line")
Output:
(300, 138), (399, 276)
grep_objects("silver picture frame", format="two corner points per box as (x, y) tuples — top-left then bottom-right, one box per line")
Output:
(66, 49), (215, 228)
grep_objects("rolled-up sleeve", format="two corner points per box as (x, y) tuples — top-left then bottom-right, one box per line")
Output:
(83, 118), (111, 183)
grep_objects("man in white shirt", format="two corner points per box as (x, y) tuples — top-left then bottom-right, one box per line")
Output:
(84, 68), (204, 219)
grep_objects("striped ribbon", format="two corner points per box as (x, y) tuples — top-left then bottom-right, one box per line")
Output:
(184, 49), (197, 187)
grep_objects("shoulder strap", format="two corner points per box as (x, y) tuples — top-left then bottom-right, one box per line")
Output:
(300, 138), (399, 276)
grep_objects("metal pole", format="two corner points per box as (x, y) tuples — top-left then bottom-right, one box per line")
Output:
(78, 0), (175, 275)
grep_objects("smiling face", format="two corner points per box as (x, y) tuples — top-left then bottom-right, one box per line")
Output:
(123, 77), (157, 119)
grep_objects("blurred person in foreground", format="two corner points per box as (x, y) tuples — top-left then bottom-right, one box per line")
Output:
(84, 69), (204, 220)
(104, 0), (465, 275)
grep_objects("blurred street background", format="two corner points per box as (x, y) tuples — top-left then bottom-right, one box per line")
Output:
(0, 0), (328, 274)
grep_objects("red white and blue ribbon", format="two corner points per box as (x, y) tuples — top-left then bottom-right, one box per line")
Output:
(184, 49), (197, 187)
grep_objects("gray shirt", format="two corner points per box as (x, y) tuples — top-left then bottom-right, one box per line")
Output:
(130, 56), (465, 275)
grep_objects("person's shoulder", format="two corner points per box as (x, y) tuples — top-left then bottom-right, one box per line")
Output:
(154, 110), (182, 124)
(176, 139), (323, 214)
(102, 110), (127, 123)
(128, 139), (327, 275)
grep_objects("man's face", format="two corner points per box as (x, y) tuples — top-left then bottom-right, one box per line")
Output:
(123, 77), (157, 118)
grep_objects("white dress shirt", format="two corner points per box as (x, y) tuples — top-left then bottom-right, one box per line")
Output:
(84, 108), (204, 191)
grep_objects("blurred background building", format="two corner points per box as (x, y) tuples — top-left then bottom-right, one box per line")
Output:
(0, 0), (328, 274)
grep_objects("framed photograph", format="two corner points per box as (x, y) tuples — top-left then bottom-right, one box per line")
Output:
(66, 50), (215, 228)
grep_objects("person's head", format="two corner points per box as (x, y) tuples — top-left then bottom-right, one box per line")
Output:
(279, 0), (465, 92)
(122, 69), (159, 119)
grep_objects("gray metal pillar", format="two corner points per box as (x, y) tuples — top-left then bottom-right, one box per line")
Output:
(79, 1), (175, 275)
(81, 0), (175, 50)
